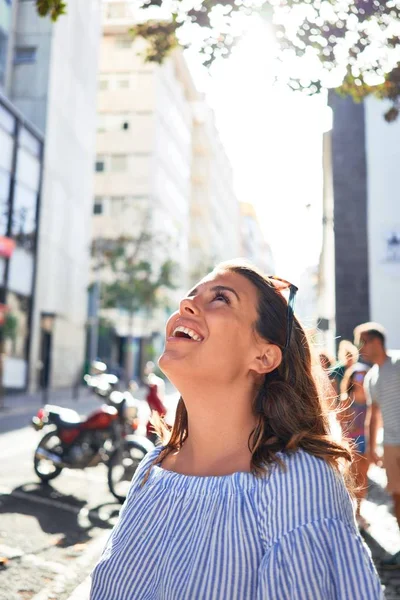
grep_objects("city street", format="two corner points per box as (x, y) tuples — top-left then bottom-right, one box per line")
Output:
(0, 387), (180, 600)
(0, 394), (122, 600)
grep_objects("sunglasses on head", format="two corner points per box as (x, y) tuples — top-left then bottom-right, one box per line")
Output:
(266, 276), (299, 351)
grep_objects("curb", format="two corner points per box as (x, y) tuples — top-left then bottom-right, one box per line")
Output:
(66, 575), (92, 600)
(31, 530), (110, 600)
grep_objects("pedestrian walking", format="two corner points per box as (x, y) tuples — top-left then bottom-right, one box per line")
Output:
(91, 262), (382, 599)
(355, 322), (400, 569)
(339, 363), (370, 529)
(331, 339), (359, 393)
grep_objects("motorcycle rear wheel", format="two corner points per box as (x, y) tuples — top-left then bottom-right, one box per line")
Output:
(108, 442), (147, 503)
(34, 430), (63, 482)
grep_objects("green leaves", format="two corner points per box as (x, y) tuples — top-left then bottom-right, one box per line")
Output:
(36, 0), (66, 21)
(93, 235), (178, 318)
(130, 20), (180, 64)
(2, 313), (18, 341)
(274, 0), (400, 120)
(36, 0), (400, 121)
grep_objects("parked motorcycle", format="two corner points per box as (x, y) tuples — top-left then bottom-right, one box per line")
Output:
(106, 391), (154, 503)
(31, 392), (154, 503)
(83, 360), (120, 399)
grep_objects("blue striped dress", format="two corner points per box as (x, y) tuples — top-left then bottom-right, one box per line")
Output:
(91, 447), (383, 599)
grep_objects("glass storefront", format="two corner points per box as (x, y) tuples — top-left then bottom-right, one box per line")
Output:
(0, 0), (12, 88)
(0, 93), (43, 389)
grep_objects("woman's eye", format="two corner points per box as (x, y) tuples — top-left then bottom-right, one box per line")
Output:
(212, 293), (230, 304)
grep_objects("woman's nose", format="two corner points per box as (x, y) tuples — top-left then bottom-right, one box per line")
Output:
(179, 297), (200, 316)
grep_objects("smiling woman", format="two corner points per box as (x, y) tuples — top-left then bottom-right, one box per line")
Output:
(90, 260), (383, 600)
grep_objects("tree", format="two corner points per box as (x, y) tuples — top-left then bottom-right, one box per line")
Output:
(272, 0), (400, 122)
(0, 312), (18, 409)
(92, 232), (178, 381)
(35, 0), (66, 21)
(38, 0), (400, 121)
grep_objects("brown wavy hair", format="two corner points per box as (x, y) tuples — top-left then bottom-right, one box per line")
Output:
(146, 262), (352, 482)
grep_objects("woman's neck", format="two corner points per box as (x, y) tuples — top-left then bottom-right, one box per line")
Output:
(169, 380), (258, 476)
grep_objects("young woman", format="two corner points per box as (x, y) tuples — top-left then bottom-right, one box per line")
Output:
(339, 364), (371, 529)
(91, 262), (382, 599)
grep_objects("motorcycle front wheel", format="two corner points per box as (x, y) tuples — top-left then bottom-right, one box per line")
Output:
(108, 442), (147, 503)
(34, 430), (63, 482)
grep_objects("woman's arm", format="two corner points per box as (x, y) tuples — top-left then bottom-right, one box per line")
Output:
(257, 518), (383, 600)
(368, 403), (383, 466)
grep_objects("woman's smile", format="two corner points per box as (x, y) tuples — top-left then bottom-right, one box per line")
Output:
(167, 318), (206, 343)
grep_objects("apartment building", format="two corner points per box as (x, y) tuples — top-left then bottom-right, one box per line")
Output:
(239, 202), (274, 275)
(190, 102), (241, 285)
(0, 0), (101, 391)
(93, 4), (199, 377)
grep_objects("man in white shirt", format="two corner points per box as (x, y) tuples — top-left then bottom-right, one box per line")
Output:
(354, 322), (400, 569)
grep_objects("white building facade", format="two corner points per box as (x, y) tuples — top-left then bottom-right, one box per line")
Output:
(0, 0), (101, 391)
(239, 202), (274, 275)
(320, 93), (400, 352)
(93, 8), (199, 377)
(364, 97), (400, 348)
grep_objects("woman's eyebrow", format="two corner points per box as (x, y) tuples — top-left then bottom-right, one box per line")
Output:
(187, 285), (240, 301)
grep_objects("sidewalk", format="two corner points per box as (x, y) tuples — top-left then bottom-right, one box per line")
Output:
(0, 385), (91, 416)
(0, 382), (162, 420)
(66, 574), (92, 600)
(0, 379), (178, 417)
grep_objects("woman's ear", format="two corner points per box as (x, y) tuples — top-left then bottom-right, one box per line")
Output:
(251, 344), (282, 375)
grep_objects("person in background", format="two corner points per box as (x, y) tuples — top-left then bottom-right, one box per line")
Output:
(144, 361), (166, 401)
(331, 340), (359, 394)
(354, 322), (400, 569)
(318, 351), (339, 405)
(144, 361), (167, 442)
(339, 363), (370, 530)
(318, 351), (335, 372)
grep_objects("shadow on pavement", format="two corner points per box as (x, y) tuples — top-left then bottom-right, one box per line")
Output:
(0, 482), (120, 548)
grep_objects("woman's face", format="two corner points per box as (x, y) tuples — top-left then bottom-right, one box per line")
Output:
(158, 270), (265, 386)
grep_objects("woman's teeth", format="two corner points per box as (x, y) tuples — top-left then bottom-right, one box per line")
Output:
(172, 326), (203, 341)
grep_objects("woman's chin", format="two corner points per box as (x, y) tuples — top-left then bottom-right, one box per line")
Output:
(158, 349), (194, 380)
(158, 351), (180, 376)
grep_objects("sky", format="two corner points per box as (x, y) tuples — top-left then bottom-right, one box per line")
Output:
(185, 17), (330, 285)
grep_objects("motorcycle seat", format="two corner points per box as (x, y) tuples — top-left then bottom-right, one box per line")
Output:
(45, 405), (82, 428)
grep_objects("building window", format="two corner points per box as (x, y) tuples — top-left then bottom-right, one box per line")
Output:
(12, 183), (37, 251)
(93, 198), (103, 215)
(110, 155), (127, 172)
(0, 168), (10, 237)
(95, 158), (105, 172)
(115, 37), (132, 49)
(117, 79), (129, 89)
(0, 103), (15, 135)
(19, 127), (41, 158)
(98, 79), (108, 91)
(14, 46), (37, 65)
